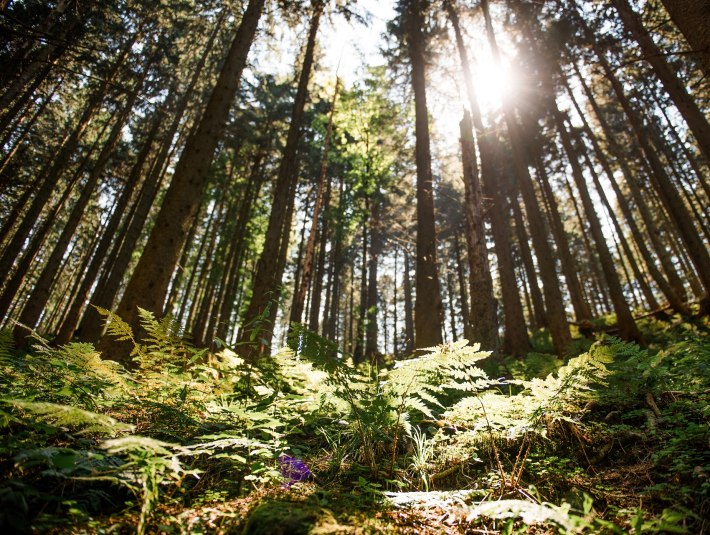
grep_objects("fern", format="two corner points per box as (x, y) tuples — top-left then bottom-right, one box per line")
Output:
(465, 499), (575, 532)
(95, 306), (136, 344)
(389, 340), (495, 418)
(6, 399), (134, 436)
(0, 329), (13, 364)
(101, 435), (196, 535)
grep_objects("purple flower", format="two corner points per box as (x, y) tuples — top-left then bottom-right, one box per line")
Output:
(279, 454), (311, 488)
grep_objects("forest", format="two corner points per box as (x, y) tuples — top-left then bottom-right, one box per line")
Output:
(0, 0), (709, 532)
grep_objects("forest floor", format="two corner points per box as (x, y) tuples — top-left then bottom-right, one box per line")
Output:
(1, 313), (708, 534)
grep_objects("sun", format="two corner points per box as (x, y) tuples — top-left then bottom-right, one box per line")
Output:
(469, 53), (516, 116)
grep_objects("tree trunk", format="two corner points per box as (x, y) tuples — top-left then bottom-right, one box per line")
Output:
(54, 109), (165, 346)
(533, 151), (592, 322)
(510, 198), (546, 329)
(459, 110), (498, 351)
(446, 0), (528, 355)
(660, 0), (710, 72)
(453, 234), (472, 341)
(552, 104), (643, 343)
(365, 201), (381, 363)
(291, 80), (338, 327)
(581, 18), (710, 311)
(403, 249), (415, 355)
(0, 33), (135, 288)
(481, 0), (571, 355)
(611, 0), (710, 165)
(101, 0), (265, 362)
(13, 55), (154, 345)
(406, 0), (444, 349)
(563, 74), (689, 315)
(237, 0), (323, 358)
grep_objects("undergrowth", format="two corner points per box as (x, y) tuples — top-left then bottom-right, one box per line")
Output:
(0, 311), (707, 534)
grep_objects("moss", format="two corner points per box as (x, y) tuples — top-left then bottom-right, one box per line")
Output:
(241, 500), (326, 535)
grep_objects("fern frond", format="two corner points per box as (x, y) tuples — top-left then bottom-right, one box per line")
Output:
(96, 306), (135, 343)
(8, 399), (134, 435)
(0, 329), (13, 363)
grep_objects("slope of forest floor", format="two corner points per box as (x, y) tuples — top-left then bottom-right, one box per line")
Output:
(0, 312), (708, 534)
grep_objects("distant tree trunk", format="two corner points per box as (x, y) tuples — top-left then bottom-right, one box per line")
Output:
(459, 110), (498, 351)
(309, 193), (331, 333)
(552, 104), (643, 343)
(0, 33), (135, 288)
(13, 54), (155, 345)
(214, 150), (268, 343)
(453, 234), (472, 341)
(533, 152), (592, 322)
(403, 249), (415, 355)
(365, 200), (381, 363)
(323, 180), (345, 342)
(572, 125), (660, 312)
(580, 19), (710, 312)
(571, 61), (689, 308)
(481, 0), (571, 355)
(238, 0), (324, 358)
(77, 15), (222, 342)
(353, 216), (368, 365)
(611, 0), (710, 163)
(101, 0), (266, 363)
(563, 74), (689, 315)
(446, 0), (528, 355)
(54, 112), (166, 346)
(405, 0), (444, 349)
(392, 248), (399, 357)
(445, 267), (458, 343)
(511, 199), (546, 329)
(291, 80), (338, 327)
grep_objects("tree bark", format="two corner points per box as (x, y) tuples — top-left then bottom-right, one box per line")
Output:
(102, 0), (266, 363)
(612, 0), (710, 164)
(481, 0), (571, 355)
(406, 0), (444, 349)
(552, 104), (643, 344)
(238, 0), (324, 358)
(459, 110), (498, 351)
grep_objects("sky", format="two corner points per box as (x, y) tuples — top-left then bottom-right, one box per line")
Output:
(319, 0), (397, 85)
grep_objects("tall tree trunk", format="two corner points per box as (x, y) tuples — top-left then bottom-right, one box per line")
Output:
(238, 0), (324, 358)
(365, 201), (381, 363)
(405, 0), (444, 349)
(453, 234), (472, 341)
(459, 110), (498, 351)
(563, 73), (689, 314)
(291, 80), (338, 327)
(659, 0), (710, 75)
(54, 108), (166, 346)
(571, 60), (689, 307)
(309, 193), (330, 333)
(510, 198), (546, 329)
(533, 151), (592, 322)
(0, 33), (136, 287)
(403, 249), (415, 355)
(446, 0), (528, 354)
(101, 0), (266, 362)
(481, 0), (571, 355)
(578, 16), (710, 312)
(611, 0), (710, 163)
(353, 215), (368, 365)
(13, 55), (154, 344)
(214, 149), (268, 343)
(552, 104), (643, 343)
